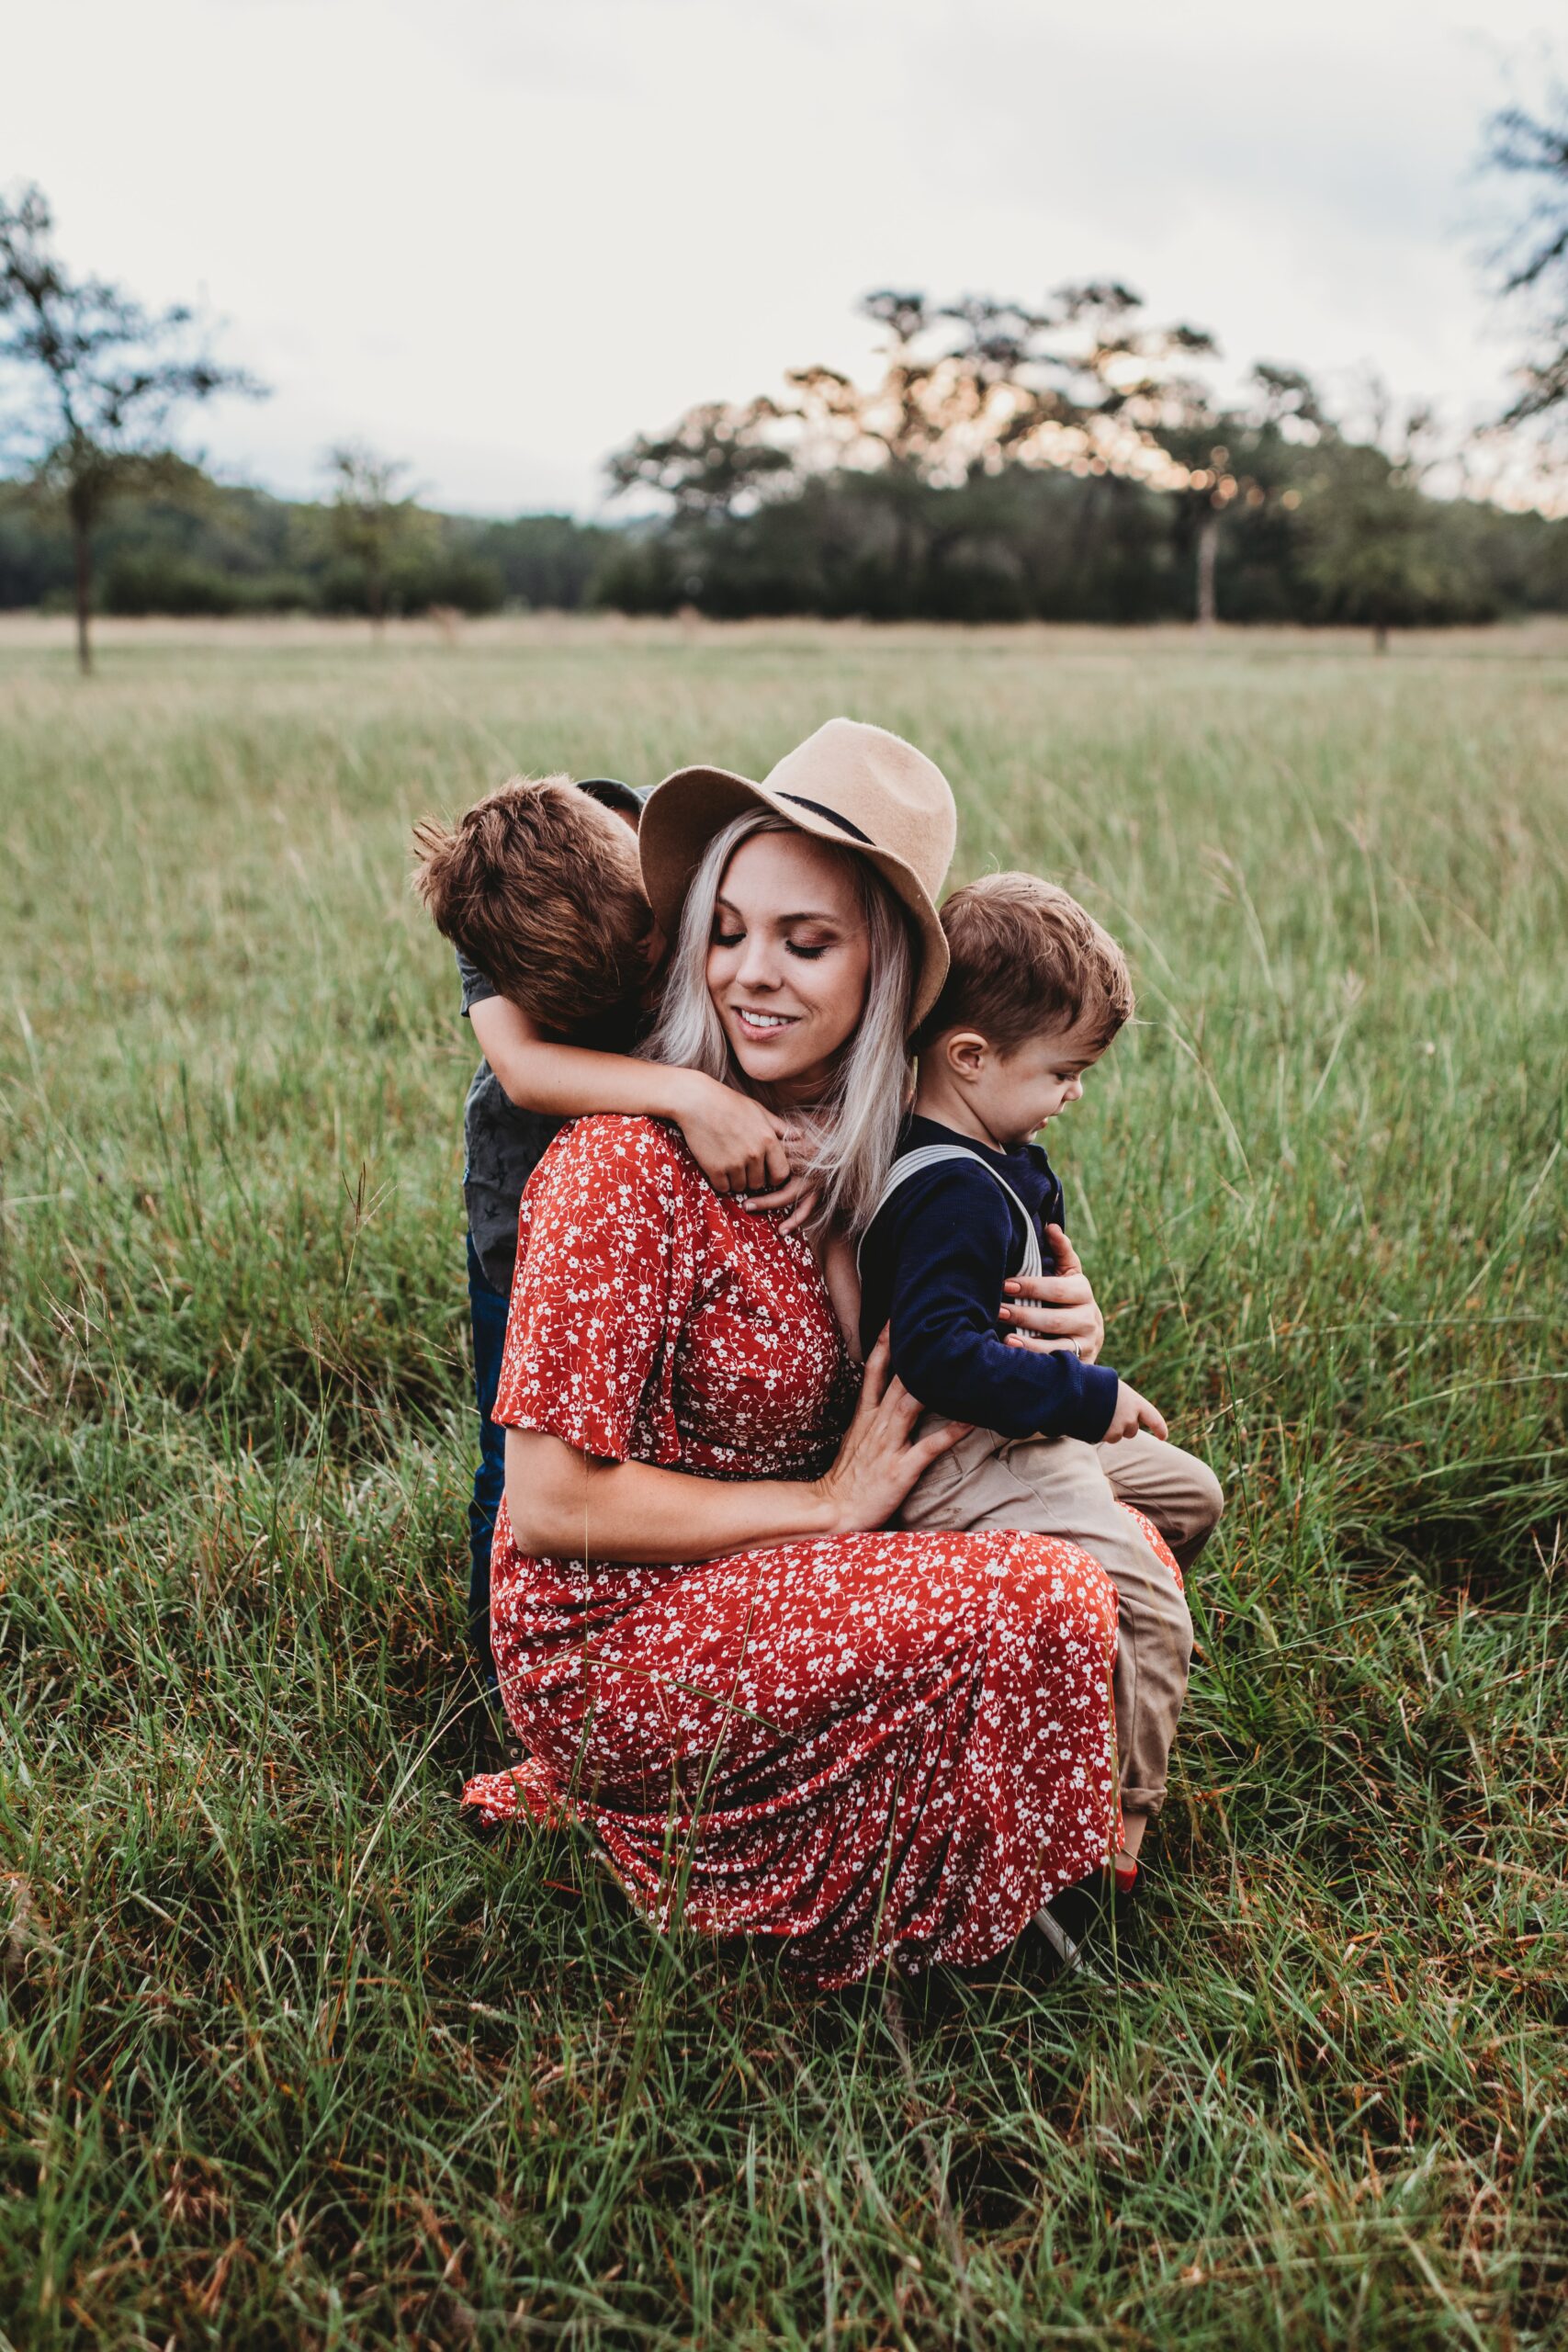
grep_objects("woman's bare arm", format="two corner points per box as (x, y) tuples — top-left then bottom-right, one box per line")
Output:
(505, 1330), (967, 1563)
(507, 1430), (834, 1563)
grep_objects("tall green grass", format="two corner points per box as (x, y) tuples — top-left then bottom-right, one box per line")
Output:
(2, 616), (1565, 2348)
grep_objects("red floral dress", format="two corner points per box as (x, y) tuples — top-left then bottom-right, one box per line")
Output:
(463, 1115), (1133, 1987)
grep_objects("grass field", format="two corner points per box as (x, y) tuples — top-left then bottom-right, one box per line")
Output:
(2, 614), (1565, 2350)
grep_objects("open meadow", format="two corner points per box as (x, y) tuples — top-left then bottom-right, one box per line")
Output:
(1, 613), (1565, 2349)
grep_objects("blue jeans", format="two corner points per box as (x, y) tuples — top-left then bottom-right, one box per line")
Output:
(467, 1235), (510, 1676)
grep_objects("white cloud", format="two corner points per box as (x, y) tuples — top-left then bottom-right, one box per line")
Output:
(1, 0), (1559, 513)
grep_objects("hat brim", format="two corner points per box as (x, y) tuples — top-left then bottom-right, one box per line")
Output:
(639, 764), (950, 1031)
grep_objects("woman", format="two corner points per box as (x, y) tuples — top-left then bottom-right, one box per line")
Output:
(463, 720), (1122, 1986)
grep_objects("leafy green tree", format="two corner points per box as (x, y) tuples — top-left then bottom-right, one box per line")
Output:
(1483, 79), (1568, 429)
(470, 513), (611, 609)
(1297, 411), (1478, 650)
(0, 182), (262, 672)
(1161, 365), (1326, 625)
(604, 398), (797, 611)
(598, 283), (1566, 630)
(604, 399), (794, 522)
(659, 283), (1221, 610)
(611, 284), (1221, 534)
(322, 442), (429, 633)
(821, 283), (1218, 487)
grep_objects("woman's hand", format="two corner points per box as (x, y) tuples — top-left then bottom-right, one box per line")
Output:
(812, 1329), (968, 1532)
(669, 1069), (796, 1197)
(999, 1224), (1105, 1362)
(506, 1338), (964, 1566)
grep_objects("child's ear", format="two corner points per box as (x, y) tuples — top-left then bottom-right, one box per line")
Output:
(942, 1029), (990, 1083)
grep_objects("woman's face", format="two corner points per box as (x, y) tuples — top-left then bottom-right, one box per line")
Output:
(705, 829), (873, 1103)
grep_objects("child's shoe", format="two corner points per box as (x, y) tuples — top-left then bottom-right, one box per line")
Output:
(1034, 1861), (1145, 1980)
(1034, 1871), (1103, 1972)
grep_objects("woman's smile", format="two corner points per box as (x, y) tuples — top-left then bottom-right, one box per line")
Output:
(720, 991), (818, 1072)
(731, 1004), (802, 1035)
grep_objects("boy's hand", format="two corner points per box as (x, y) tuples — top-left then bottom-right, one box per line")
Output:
(669, 1070), (796, 1198)
(999, 1225), (1105, 1362)
(743, 1170), (822, 1233)
(1101, 1381), (1168, 1445)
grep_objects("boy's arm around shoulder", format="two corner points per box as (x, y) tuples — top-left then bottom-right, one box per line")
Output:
(876, 1163), (1122, 1444)
(466, 996), (797, 1199)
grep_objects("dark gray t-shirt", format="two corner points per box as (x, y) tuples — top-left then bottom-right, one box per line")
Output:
(457, 949), (573, 1293)
(457, 776), (646, 1293)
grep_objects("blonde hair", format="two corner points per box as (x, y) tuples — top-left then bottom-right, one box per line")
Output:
(641, 810), (916, 1236)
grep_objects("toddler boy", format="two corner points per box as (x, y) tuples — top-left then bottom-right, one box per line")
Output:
(857, 872), (1224, 1903)
(413, 774), (796, 1675)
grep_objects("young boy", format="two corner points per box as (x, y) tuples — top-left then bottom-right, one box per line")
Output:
(413, 774), (797, 1677)
(857, 872), (1224, 1927)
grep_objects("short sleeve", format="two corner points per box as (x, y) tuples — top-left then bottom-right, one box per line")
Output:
(457, 948), (496, 1018)
(491, 1116), (696, 1464)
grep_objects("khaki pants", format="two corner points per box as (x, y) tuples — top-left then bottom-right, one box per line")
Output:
(897, 1425), (1223, 1818)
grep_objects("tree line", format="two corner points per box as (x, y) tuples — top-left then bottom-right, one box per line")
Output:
(0, 472), (609, 623)
(3, 73), (1566, 664)
(4, 400), (1564, 648)
(596, 288), (1568, 642)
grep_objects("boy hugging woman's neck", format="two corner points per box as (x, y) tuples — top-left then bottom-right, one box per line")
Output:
(412, 774), (807, 1674)
(413, 770), (1223, 1949)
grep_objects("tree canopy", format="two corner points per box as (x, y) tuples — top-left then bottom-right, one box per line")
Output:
(0, 181), (262, 669)
(1484, 82), (1568, 431)
(598, 283), (1563, 642)
(321, 442), (431, 633)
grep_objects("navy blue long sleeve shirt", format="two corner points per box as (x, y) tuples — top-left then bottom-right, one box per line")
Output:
(857, 1114), (1121, 1444)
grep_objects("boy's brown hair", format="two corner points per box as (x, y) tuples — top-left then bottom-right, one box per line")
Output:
(412, 776), (653, 1035)
(918, 871), (1134, 1056)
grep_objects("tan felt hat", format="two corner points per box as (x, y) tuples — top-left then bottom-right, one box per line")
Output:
(640, 718), (958, 1027)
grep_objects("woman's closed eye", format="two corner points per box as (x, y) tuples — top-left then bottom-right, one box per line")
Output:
(711, 924), (833, 960)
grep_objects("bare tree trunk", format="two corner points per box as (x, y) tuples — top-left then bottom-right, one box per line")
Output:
(1196, 511), (1219, 629)
(73, 521), (93, 675)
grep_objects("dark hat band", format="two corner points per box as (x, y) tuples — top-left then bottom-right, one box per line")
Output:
(778, 792), (874, 847)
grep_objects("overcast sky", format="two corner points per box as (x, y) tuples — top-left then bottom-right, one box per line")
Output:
(3, 0), (1558, 515)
